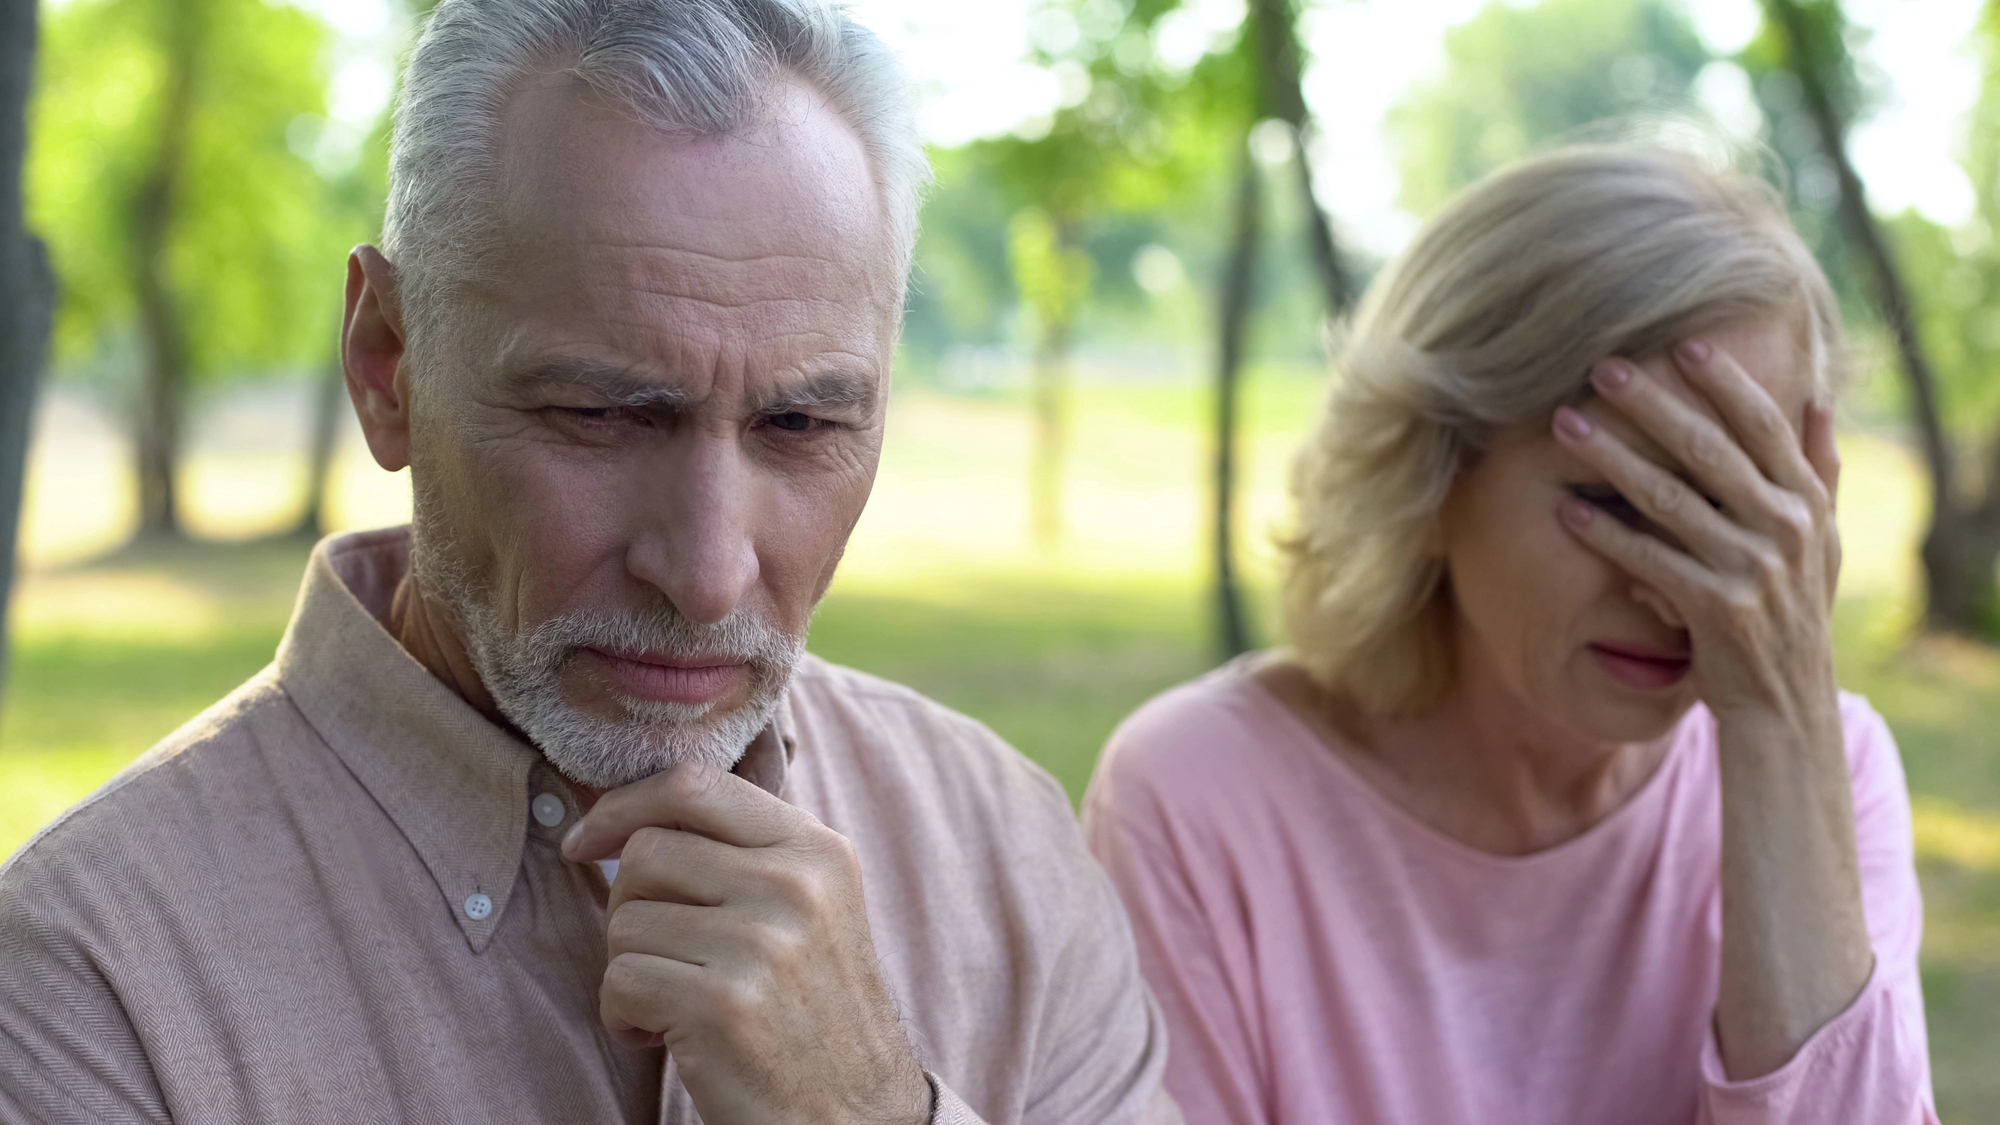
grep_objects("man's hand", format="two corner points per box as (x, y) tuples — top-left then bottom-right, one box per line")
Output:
(562, 762), (932, 1125)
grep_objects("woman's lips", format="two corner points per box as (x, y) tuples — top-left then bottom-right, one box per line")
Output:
(583, 650), (749, 706)
(1588, 643), (1692, 691)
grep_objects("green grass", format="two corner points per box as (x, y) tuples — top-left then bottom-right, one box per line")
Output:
(810, 569), (1221, 802)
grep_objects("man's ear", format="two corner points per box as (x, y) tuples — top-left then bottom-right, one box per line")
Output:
(343, 245), (414, 472)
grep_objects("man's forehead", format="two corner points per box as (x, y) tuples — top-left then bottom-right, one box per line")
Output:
(490, 70), (893, 300)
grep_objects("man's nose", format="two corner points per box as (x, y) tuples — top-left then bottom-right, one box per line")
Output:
(626, 431), (760, 626)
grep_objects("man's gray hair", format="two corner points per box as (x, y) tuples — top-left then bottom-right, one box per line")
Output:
(382, 0), (929, 342)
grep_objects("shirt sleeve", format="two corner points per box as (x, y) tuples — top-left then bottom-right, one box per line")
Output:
(1696, 694), (1938, 1125)
(0, 838), (172, 1124)
(1013, 803), (1184, 1125)
(1084, 761), (1265, 1125)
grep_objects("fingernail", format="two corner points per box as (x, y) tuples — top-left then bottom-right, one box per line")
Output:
(561, 821), (584, 857)
(1554, 407), (1594, 440)
(1678, 338), (1712, 364)
(1592, 360), (1632, 392)
(1560, 498), (1595, 526)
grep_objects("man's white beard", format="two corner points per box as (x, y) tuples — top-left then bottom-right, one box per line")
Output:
(410, 522), (804, 790)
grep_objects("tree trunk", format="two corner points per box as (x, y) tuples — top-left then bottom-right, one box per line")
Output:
(130, 0), (203, 541)
(1028, 218), (1081, 555)
(290, 357), (345, 540)
(0, 0), (53, 703)
(1248, 0), (1353, 316)
(1212, 152), (1261, 660)
(1765, 0), (1997, 633)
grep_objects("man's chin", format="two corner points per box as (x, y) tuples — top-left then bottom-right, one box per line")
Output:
(517, 696), (768, 791)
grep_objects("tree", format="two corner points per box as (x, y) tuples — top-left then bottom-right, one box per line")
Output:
(0, 0), (54, 701)
(1390, 0), (1710, 214)
(1764, 0), (2000, 634)
(29, 0), (365, 542)
(974, 0), (1238, 554)
(1208, 0), (1358, 659)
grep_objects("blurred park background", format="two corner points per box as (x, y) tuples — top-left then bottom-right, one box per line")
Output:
(0, 0), (1998, 1115)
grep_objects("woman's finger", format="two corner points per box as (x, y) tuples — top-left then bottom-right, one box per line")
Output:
(1553, 405), (1758, 572)
(1803, 401), (1841, 501)
(1804, 402), (1843, 607)
(1557, 490), (1717, 612)
(1672, 339), (1823, 502)
(1588, 358), (1775, 523)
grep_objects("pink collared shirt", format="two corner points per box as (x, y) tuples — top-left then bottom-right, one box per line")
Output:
(0, 529), (1178, 1125)
(1084, 660), (1936, 1124)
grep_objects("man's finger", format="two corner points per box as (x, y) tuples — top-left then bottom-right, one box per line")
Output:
(606, 898), (743, 966)
(602, 826), (750, 914)
(601, 950), (704, 1040)
(564, 760), (802, 861)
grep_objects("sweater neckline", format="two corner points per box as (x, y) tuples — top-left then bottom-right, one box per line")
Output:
(1231, 660), (1703, 871)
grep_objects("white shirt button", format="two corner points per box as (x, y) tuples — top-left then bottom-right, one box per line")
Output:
(531, 792), (566, 828)
(463, 893), (493, 920)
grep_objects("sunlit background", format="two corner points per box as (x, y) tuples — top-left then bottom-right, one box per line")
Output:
(6, 0), (2000, 1114)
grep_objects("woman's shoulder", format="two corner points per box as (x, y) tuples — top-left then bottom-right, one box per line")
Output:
(1089, 657), (1310, 822)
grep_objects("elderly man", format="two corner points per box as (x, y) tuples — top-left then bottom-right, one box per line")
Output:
(0, 2), (1178, 1123)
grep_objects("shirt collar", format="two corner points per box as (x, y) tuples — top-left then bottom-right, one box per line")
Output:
(275, 528), (796, 952)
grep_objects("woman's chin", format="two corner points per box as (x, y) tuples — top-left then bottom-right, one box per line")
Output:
(1567, 692), (1697, 745)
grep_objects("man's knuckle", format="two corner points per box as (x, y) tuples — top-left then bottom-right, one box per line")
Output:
(666, 765), (713, 804)
(747, 921), (806, 969)
(605, 902), (656, 952)
(626, 825), (671, 864)
(602, 952), (654, 1001)
(815, 828), (861, 872)
(711, 976), (763, 1029)
(774, 866), (832, 914)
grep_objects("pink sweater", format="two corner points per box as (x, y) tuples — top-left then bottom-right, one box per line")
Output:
(1083, 662), (1936, 1125)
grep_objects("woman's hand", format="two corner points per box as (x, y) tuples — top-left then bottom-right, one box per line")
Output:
(1551, 335), (1873, 1081)
(1551, 336), (1839, 719)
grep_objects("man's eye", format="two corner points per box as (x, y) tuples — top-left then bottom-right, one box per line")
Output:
(557, 406), (637, 423)
(767, 411), (817, 433)
(1566, 484), (1646, 529)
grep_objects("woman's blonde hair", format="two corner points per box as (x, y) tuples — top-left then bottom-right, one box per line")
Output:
(1278, 144), (1845, 718)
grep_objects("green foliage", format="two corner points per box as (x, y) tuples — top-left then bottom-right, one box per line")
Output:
(1864, 1), (2000, 441)
(1390, 0), (1710, 216)
(27, 0), (370, 383)
(1009, 208), (1096, 334)
(1884, 211), (2000, 440)
(902, 145), (1020, 360)
(1733, 1), (1886, 315)
(979, 0), (1251, 223)
(968, 0), (1256, 340)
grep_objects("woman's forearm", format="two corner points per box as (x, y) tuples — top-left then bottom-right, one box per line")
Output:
(1712, 702), (1875, 1080)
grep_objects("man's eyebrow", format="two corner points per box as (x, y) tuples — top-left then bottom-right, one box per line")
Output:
(508, 357), (696, 408)
(750, 369), (880, 414)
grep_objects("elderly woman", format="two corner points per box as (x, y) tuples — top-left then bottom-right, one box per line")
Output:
(1083, 146), (1935, 1125)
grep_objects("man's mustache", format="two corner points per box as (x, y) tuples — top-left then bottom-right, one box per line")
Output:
(522, 606), (797, 672)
